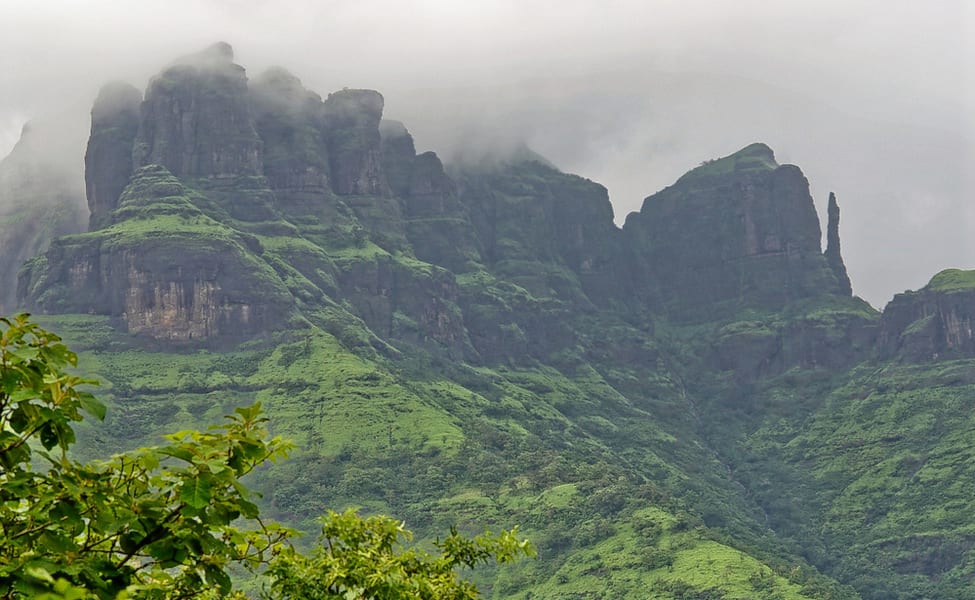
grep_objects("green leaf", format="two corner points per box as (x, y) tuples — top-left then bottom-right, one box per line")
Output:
(7, 346), (39, 363)
(78, 393), (106, 421)
(180, 476), (213, 509)
(158, 446), (195, 462)
(25, 566), (55, 583)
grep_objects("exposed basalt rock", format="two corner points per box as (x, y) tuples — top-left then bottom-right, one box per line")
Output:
(0, 121), (86, 312)
(456, 157), (623, 307)
(320, 92), (406, 250)
(85, 82), (141, 229)
(711, 300), (879, 380)
(322, 89), (389, 197)
(825, 192), (853, 296)
(250, 67), (333, 211)
(379, 120), (415, 198)
(623, 143), (846, 320)
(443, 157), (627, 362)
(133, 42), (262, 180)
(333, 254), (468, 356)
(19, 165), (292, 342)
(380, 121), (483, 273)
(879, 269), (975, 360)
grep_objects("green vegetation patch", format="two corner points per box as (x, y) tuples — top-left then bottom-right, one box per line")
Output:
(926, 268), (975, 292)
(681, 143), (779, 181)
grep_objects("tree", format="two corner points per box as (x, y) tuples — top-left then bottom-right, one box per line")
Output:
(0, 314), (533, 599)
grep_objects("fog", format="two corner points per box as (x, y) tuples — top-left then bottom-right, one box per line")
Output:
(1, 0), (972, 307)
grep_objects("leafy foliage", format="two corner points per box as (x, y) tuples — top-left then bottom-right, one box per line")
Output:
(266, 511), (532, 599)
(0, 315), (533, 599)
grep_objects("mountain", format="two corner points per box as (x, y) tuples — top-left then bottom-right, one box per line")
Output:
(0, 120), (87, 312)
(3, 43), (974, 599)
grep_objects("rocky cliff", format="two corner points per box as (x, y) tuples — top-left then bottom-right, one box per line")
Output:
(133, 42), (262, 181)
(825, 191), (853, 296)
(19, 165), (293, 342)
(85, 81), (141, 230)
(622, 143), (849, 320)
(879, 269), (975, 360)
(16, 48), (877, 364)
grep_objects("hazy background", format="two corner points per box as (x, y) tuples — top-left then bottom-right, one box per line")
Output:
(1, 0), (972, 308)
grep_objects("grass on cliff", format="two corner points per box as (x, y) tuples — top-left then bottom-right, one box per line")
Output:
(926, 268), (975, 292)
(681, 143), (778, 181)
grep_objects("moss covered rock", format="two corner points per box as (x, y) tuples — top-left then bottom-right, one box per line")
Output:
(19, 165), (293, 343)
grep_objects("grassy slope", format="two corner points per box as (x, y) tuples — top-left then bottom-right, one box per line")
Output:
(743, 361), (975, 600)
(41, 310), (835, 600)
(926, 268), (975, 292)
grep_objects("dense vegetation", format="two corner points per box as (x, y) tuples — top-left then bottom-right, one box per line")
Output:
(0, 315), (532, 599)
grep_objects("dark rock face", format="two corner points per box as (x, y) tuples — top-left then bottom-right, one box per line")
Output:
(879, 270), (975, 360)
(711, 302), (879, 380)
(825, 192), (853, 296)
(445, 158), (627, 362)
(322, 89), (388, 196)
(85, 82), (141, 229)
(19, 165), (292, 342)
(380, 121), (483, 273)
(334, 255), (468, 355)
(250, 67), (331, 207)
(133, 43), (262, 180)
(16, 43), (884, 366)
(623, 143), (845, 319)
(457, 158), (621, 304)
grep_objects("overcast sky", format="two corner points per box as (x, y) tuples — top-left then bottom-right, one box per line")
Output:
(1, 0), (972, 307)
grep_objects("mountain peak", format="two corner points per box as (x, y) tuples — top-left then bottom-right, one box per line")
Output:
(678, 142), (778, 183)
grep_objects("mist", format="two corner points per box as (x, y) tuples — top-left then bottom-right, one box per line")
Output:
(1, 0), (972, 307)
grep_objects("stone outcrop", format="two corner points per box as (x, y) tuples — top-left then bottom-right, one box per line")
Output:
(380, 120), (483, 273)
(12, 44), (882, 363)
(711, 302), (879, 380)
(825, 192), (853, 296)
(85, 82), (141, 229)
(249, 67), (331, 209)
(322, 89), (388, 196)
(879, 269), (975, 361)
(623, 143), (847, 320)
(19, 165), (292, 342)
(133, 42), (262, 180)
(456, 156), (622, 304)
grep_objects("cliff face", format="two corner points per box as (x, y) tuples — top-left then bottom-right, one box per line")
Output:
(249, 68), (332, 210)
(825, 192), (853, 296)
(133, 42), (262, 181)
(623, 143), (847, 319)
(19, 165), (293, 342)
(879, 269), (975, 360)
(17, 48), (878, 362)
(322, 89), (389, 197)
(20, 44), (466, 348)
(85, 82), (141, 229)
